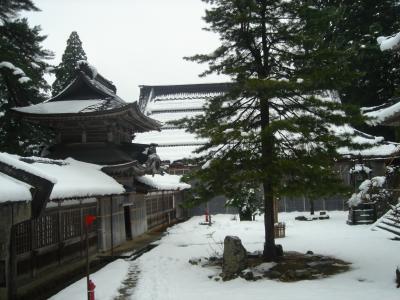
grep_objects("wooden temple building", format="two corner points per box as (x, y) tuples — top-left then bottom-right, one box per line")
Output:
(135, 83), (400, 215)
(135, 83), (237, 216)
(0, 62), (189, 299)
(136, 83), (232, 173)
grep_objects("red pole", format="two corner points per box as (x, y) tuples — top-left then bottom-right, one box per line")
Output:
(85, 215), (96, 300)
(86, 221), (90, 300)
(89, 279), (96, 300)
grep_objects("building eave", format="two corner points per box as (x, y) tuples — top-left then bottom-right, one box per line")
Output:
(12, 102), (161, 132)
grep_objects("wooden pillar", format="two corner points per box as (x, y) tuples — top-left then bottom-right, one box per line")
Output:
(8, 226), (17, 300)
(81, 130), (87, 143)
(80, 201), (84, 257)
(8, 205), (17, 299)
(107, 129), (113, 142)
(29, 219), (34, 279)
(57, 202), (63, 265)
(110, 196), (114, 255)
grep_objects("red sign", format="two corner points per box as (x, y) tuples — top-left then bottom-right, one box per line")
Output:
(85, 215), (96, 226)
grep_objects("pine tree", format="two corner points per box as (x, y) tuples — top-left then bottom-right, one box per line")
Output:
(52, 31), (87, 95)
(326, 1), (400, 108)
(178, 0), (364, 260)
(0, 0), (38, 20)
(225, 184), (263, 221)
(0, 0), (54, 155)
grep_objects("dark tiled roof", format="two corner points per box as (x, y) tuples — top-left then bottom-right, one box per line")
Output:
(12, 63), (161, 132)
(138, 82), (233, 111)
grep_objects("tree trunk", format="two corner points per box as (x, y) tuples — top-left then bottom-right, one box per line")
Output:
(239, 209), (252, 221)
(259, 1), (278, 261)
(263, 180), (276, 260)
(260, 95), (277, 261)
(310, 198), (315, 215)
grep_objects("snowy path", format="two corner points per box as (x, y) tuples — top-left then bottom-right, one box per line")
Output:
(114, 263), (140, 300)
(133, 212), (400, 300)
(52, 212), (399, 300)
(50, 259), (131, 300)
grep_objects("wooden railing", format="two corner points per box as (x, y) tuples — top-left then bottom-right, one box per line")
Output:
(12, 203), (97, 281)
(146, 192), (176, 229)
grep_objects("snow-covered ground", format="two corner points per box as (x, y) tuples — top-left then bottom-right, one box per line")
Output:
(53, 211), (400, 300)
(50, 259), (130, 300)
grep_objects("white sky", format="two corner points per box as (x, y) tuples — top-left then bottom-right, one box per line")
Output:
(24, 0), (228, 101)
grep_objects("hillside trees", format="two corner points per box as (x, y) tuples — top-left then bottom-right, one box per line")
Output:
(327, 0), (400, 108)
(178, 0), (365, 260)
(0, 0), (53, 154)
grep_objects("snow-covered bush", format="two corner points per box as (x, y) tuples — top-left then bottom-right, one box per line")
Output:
(349, 163), (371, 189)
(348, 165), (400, 217)
(226, 186), (263, 221)
(348, 176), (388, 207)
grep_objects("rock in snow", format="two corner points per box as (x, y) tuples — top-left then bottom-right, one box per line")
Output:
(222, 236), (248, 279)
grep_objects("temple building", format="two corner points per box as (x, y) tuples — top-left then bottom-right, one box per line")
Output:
(0, 62), (189, 299)
(135, 83), (400, 214)
(136, 83), (232, 173)
(135, 83), (238, 216)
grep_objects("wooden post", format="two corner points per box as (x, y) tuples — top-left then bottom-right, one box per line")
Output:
(82, 130), (87, 143)
(80, 201), (84, 257)
(29, 219), (34, 279)
(58, 202), (62, 265)
(84, 215), (96, 300)
(31, 219), (36, 278)
(8, 226), (17, 300)
(310, 198), (315, 215)
(85, 222), (90, 300)
(110, 196), (113, 256)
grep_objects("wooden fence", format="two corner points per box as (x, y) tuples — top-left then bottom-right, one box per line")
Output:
(146, 192), (176, 229)
(11, 203), (97, 283)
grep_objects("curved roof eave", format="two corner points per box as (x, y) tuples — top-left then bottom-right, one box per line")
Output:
(12, 102), (161, 132)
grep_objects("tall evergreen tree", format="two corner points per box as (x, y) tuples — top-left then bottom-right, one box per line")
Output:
(326, 1), (400, 107)
(52, 31), (87, 95)
(0, 0), (38, 20)
(0, 0), (54, 155)
(178, 0), (364, 260)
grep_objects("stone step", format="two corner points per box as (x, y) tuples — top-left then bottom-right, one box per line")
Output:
(380, 219), (400, 230)
(376, 223), (400, 237)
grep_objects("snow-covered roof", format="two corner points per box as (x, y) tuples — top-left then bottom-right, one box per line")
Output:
(362, 100), (400, 126)
(333, 125), (400, 158)
(135, 83), (230, 162)
(135, 129), (206, 147)
(339, 143), (400, 158)
(0, 152), (57, 183)
(149, 111), (203, 125)
(34, 158), (125, 200)
(147, 97), (207, 113)
(136, 83), (399, 162)
(136, 174), (190, 191)
(12, 64), (160, 132)
(0, 153), (125, 202)
(377, 32), (400, 51)
(12, 62), (129, 117)
(155, 146), (203, 162)
(12, 99), (117, 115)
(0, 172), (33, 202)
